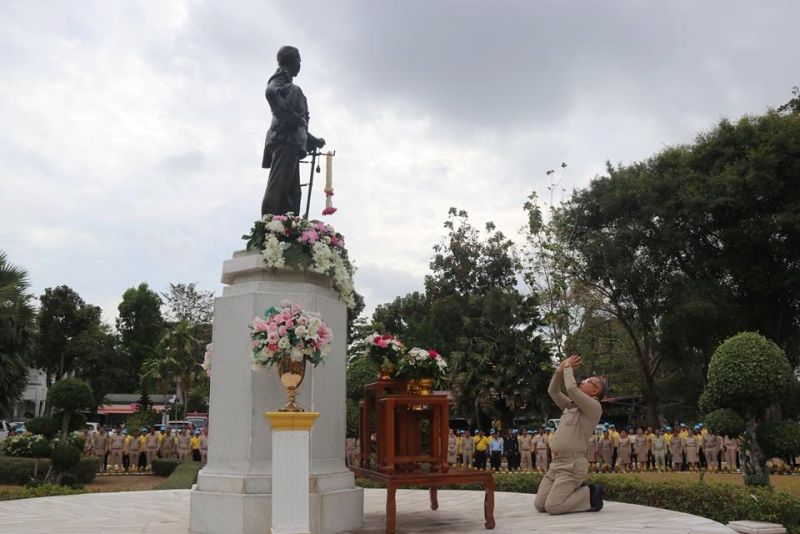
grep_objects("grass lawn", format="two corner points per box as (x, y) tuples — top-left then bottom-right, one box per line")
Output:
(0, 475), (162, 495)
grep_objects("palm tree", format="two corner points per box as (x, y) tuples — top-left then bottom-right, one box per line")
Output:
(0, 251), (35, 417)
(141, 321), (201, 412)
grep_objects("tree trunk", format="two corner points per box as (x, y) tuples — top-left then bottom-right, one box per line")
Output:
(642, 372), (662, 428)
(742, 417), (770, 487)
(60, 412), (71, 445)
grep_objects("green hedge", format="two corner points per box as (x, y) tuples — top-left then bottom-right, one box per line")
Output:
(0, 484), (85, 501)
(152, 458), (181, 477)
(0, 456), (97, 485)
(154, 461), (202, 490)
(356, 472), (800, 533)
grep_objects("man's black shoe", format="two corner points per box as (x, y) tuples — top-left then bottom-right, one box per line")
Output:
(588, 483), (604, 512)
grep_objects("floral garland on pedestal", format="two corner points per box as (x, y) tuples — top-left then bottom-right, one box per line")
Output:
(243, 214), (355, 309)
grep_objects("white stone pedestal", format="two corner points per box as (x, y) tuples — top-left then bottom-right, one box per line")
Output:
(189, 250), (363, 534)
(265, 412), (319, 534)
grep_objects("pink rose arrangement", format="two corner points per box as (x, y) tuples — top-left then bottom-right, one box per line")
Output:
(363, 333), (405, 372)
(250, 300), (332, 368)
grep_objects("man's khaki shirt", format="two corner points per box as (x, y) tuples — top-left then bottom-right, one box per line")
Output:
(548, 366), (602, 456)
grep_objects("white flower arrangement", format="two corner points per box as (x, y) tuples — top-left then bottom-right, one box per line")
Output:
(243, 214), (356, 309)
(400, 347), (447, 380)
(202, 343), (212, 377)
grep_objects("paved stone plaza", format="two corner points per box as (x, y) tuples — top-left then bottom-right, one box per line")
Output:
(0, 488), (737, 533)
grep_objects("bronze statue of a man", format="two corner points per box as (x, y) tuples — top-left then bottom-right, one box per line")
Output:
(261, 45), (325, 216)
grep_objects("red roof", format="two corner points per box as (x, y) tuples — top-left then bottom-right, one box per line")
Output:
(97, 403), (166, 415)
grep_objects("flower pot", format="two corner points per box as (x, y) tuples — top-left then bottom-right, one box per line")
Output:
(277, 356), (307, 412)
(418, 378), (434, 395)
(405, 379), (420, 395)
(378, 361), (396, 381)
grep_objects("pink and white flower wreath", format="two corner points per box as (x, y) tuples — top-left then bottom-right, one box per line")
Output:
(250, 300), (333, 368)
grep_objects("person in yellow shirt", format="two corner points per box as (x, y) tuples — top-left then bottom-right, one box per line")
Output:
(473, 430), (490, 470)
(191, 431), (202, 462)
(608, 424), (619, 470)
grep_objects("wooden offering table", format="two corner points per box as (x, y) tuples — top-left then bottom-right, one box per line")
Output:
(351, 466), (495, 534)
(354, 380), (495, 533)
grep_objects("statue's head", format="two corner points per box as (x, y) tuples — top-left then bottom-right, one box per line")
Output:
(277, 45), (301, 76)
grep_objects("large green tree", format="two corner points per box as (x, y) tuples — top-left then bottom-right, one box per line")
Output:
(117, 283), (166, 389)
(0, 252), (35, 417)
(426, 208), (552, 428)
(556, 111), (800, 425)
(31, 286), (103, 388)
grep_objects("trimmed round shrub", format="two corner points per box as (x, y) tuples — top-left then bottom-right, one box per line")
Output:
(151, 458), (180, 477)
(698, 390), (717, 414)
(51, 445), (81, 473)
(758, 421), (800, 458)
(704, 409), (745, 437)
(28, 438), (53, 459)
(706, 332), (793, 416)
(67, 457), (98, 483)
(25, 416), (59, 439)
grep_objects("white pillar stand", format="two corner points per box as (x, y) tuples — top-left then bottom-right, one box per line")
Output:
(265, 412), (319, 534)
(189, 250), (363, 534)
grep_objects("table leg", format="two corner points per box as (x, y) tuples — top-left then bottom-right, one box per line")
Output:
(386, 481), (397, 534)
(385, 400), (395, 474)
(429, 487), (438, 510)
(484, 476), (495, 529)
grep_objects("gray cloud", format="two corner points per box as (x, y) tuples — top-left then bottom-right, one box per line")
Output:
(1, 0), (799, 322)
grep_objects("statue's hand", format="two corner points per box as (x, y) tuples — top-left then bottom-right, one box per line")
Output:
(316, 137), (326, 149)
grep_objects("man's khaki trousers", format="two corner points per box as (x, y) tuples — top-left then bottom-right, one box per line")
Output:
(534, 455), (591, 515)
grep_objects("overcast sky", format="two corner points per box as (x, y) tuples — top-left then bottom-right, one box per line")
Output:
(2, 1), (799, 323)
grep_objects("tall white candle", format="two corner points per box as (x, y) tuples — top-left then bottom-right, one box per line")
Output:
(325, 151), (333, 190)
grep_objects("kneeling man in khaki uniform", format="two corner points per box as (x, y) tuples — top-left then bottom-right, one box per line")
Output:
(535, 355), (605, 515)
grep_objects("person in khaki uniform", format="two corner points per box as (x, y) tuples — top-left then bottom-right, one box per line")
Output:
(702, 430), (720, 471)
(108, 427), (125, 468)
(670, 432), (684, 471)
(177, 429), (192, 461)
(598, 430), (613, 471)
(722, 435), (738, 471)
(128, 430), (141, 471)
(533, 427), (549, 472)
(447, 429), (458, 465)
(160, 429), (177, 459)
(460, 430), (474, 467)
(585, 434), (597, 470)
(684, 428), (700, 470)
(520, 431), (534, 470)
(534, 355), (604, 515)
(617, 430), (632, 472)
(145, 428), (160, 468)
(634, 428), (649, 471)
(93, 427), (109, 472)
(200, 428), (209, 466)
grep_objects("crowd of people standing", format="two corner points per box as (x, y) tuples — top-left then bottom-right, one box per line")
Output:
(82, 425), (209, 472)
